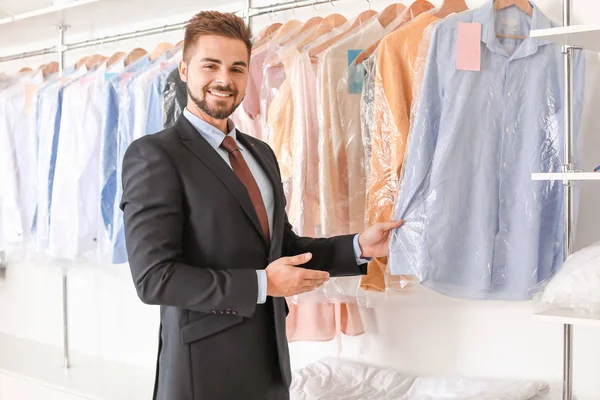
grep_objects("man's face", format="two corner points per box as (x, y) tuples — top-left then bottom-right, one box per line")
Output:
(179, 35), (249, 121)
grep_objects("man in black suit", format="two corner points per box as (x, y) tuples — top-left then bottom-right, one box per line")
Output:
(120, 11), (403, 400)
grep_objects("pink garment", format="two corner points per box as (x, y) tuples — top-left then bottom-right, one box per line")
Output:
(244, 50), (267, 119)
(231, 105), (262, 139)
(231, 50), (268, 140)
(286, 302), (365, 343)
(289, 52), (320, 237)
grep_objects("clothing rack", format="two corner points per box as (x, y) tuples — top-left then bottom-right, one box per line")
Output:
(0, 0), (344, 371)
(560, 0), (577, 399)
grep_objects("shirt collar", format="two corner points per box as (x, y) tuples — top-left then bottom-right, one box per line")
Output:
(183, 108), (237, 150)
(473, 0), (553, 59)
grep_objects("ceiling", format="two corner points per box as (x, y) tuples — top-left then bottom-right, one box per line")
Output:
(0, 0), (246, 57)
(0, 0), (55, 18)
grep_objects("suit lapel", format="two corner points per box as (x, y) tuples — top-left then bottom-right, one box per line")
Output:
(176, 116), (267, 246)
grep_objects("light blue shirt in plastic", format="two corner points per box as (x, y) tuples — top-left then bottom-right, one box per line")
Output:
(99, 55), (150, 260)
(388, 2), (584, 300)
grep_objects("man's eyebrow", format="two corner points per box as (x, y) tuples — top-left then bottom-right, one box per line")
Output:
(199, 58), (247, 68)
(199, 57), (222, 64)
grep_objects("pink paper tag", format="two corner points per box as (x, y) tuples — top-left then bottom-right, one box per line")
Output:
(456, 22), (481, 72)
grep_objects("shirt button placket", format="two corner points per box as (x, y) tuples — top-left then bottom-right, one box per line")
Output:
(496, 62), (511, 272)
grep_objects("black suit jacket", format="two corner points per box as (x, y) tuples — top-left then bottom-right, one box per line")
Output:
(120, 115), (367, 400)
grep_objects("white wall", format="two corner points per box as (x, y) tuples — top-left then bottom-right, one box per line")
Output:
(1, 0), (600, 398)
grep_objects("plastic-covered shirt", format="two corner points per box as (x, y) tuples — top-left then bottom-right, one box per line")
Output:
(47, 61), (125, 260)
(315, 17), (387, 237)
(230, 49), (268, 140)
(388, 3), (585, 300)
(146, 62), (178, 136)
(48, 65), (96, 259)
(0, 70), (44, 250)
(32, 71), (70, 252)
(361, 12), (441, 292)
(99, 56), (150, 261)
(111, 53), (178, 264)
(162, 67), (186, 129)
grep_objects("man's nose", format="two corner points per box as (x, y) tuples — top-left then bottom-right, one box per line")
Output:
(214, 72), (233, 88)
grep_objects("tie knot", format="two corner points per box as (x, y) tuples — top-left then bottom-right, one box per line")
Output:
(221, 135), (240, 154)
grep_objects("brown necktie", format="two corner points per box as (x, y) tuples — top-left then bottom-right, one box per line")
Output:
(221, 136), (270, 244)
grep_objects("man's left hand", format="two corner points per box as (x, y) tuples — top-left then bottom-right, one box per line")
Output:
(358, 220), (404, 259)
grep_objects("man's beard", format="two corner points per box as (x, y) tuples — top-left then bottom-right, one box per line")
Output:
(187, 83), (241, 120)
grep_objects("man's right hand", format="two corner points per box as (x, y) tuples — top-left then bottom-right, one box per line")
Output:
(265, 253), (330, 297)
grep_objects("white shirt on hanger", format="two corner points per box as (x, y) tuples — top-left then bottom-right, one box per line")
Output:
(0, 70), (44, 250)
(47, 64), (94, 259)
(316, 17), (389, 237)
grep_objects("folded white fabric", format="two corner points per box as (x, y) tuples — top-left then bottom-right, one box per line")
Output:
(291, 357), (549, 400)
(541, 240), (600, 312)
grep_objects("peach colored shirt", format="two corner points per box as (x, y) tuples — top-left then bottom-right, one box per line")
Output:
(361, 13), (441, 292)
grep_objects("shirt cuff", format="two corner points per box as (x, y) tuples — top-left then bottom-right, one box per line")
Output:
(353, 234), (372, 265)
(256, 269), (267, 304)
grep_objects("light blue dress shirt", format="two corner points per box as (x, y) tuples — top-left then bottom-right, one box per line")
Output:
(388, 2), (584, 300)
(99, 56), (150, 261)
(111, 54), (172, 264)
(33, 66), (78, 251)
(183, 109), (369, 304)
(146, 64), (177, 136)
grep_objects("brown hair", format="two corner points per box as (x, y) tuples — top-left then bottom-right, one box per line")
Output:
(183, 11), (252, 62)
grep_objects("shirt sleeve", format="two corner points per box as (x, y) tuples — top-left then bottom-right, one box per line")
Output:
(256, 269), (267, 304)
(353, 233), (371, 264)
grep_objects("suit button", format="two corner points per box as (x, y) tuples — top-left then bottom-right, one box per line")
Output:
(219, 311), (224, 314)
(211, 311), (216, 314)
(226, 310), (231, 315)
(232, 311), (238, 315)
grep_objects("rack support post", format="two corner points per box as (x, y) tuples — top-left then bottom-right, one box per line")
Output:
(55, 23), (70, 370)
(561, 0), (574, 399)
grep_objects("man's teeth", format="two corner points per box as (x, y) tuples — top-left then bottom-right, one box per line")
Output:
(209, 90), (232, 98)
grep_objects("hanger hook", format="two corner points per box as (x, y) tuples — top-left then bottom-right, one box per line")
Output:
(312, 0), (317, 14)
(99, 39), (107, 54)
(292, 5), (296, 19)
(329, 0), (335, 11)
(366, 0), (371, 10)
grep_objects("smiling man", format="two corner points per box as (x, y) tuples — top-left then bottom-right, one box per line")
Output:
(120, 11), (402, 400)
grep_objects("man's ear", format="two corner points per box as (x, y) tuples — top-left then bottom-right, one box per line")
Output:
(178, 59), (188, 83)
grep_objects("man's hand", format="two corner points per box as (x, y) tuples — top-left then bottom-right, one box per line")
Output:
(265, 253), (330, 297)
(358, 220), (404, 258)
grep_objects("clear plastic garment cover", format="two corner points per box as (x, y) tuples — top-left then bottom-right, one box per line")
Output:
(261, 9), (417, 306)
(386, 4), (585, 301)
(0, 69), (44, 252)
(362, 11), (441, 294)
